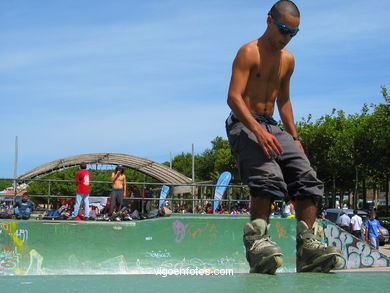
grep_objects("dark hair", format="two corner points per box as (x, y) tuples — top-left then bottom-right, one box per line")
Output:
(80, 163), (87, 170)
(353, 209), (358, 215)
(115, 165), (124, 174)
(269, 0), (300, 21)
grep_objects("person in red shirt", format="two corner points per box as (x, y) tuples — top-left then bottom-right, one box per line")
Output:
(70, 163), (91, 220)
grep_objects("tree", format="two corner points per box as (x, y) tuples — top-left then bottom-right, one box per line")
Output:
(196, 136), (238, 181)
(0, 179), (13, 191)
(26, 167), (78, 204)
(170, 152), (194, 179)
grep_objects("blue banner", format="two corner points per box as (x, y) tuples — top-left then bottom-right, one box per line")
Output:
(159, 185), (170, 207)
(213, 171), (232, 213)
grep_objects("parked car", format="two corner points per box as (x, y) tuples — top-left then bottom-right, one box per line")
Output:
(324, 208), (389, 246)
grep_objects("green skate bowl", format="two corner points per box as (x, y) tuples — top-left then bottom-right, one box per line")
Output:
(0, 215), (389, 276)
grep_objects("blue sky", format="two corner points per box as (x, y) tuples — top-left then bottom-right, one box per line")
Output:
(0, 0), (389, 178)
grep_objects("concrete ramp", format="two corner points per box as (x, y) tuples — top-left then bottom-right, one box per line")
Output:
(0, 216), (295, 275)
(0, 216), (388, 276)
(322, 220), (390, 269)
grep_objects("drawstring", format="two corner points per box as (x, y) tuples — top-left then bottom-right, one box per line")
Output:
(251, 114), (276, 133)
(227, 112), (277, 129)
(252, 114), (277, 125)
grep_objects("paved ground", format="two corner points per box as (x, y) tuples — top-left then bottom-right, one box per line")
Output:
(379, 244), (390, 258)
(1, 272), (390, 293)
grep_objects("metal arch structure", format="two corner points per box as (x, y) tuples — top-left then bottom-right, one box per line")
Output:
(17, 153), (192, 184)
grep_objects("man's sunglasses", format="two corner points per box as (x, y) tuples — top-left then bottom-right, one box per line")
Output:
(273, 18), (299, 37)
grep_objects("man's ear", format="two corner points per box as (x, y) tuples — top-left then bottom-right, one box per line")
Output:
(267, 14), (272, 25)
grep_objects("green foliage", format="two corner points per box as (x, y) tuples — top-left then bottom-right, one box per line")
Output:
(172, 136), (238, 182)
(0, 179), (13, 191)
(88, 170), (112, 196)
(297, 87), (389, 206)
(164, 152), (192, 179)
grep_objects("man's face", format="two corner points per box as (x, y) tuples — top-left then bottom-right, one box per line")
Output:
(22, 195), (29, 201)
(269, 13), (300, 50)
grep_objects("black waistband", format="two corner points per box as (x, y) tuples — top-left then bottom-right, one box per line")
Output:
(228, 112), (277, 126)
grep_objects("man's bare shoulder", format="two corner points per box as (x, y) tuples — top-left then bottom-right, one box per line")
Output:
(281, 49), (295, 65)
(235, 40), (259, 65)
(239, 40), (259, 53)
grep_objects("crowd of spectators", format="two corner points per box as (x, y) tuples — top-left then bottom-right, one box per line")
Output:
(173, 201), (250, 215)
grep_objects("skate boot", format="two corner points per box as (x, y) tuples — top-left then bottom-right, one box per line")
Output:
(296, 221), (343, 273)
(243, 219), (283, 274)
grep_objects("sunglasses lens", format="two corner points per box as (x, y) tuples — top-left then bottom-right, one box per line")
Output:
(273, 19), (299, 37)
(279, 27), (298, 37)
(279, 27), (290, 35)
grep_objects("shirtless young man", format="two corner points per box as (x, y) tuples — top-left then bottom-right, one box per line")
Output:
(109, 165), (127, 216)
(226, 0), (342, 274)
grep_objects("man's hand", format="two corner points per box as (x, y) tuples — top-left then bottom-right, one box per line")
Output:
(295, 140), (304, 152)
(255, 130), (283, 159)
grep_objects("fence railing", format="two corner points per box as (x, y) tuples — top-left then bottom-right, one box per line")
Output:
(0, 177), (250, 214)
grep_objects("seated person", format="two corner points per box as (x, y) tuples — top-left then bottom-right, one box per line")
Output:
(88, 206), (101, 220)
(14, 195), (35, 219)
(282, 201), (295, 218)
(58, 200), (72, 218)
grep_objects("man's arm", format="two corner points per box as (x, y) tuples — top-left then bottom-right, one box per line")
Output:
(227, 45), (283, 159)
(111, 172), (120, 183)
(76, 172), (81, 184)
(123, 175), (127, 197)
(276, 53), (304, 152)
(378, 220), (384, 237)
(365, 222), (370, 241)
(290, 203), (295, 214)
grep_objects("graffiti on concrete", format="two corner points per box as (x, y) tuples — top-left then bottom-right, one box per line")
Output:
(0, 222), (31, 275)
(26, 249), (43, 275)
(0, 223), (29, 252)
(275, 221), (288, 239)
(98, 255), (128, 274)
(145, 250), (171, 259)
(324, 222), (389, 269)
(172, 221), (188, 243)
(172, 220), (218, 243)
(15, 229), (29, 243)
(0, 247), (20, 275)
(187, 222), (218, 239)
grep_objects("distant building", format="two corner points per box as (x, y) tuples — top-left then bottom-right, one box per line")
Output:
(0, 183), (28, 197)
